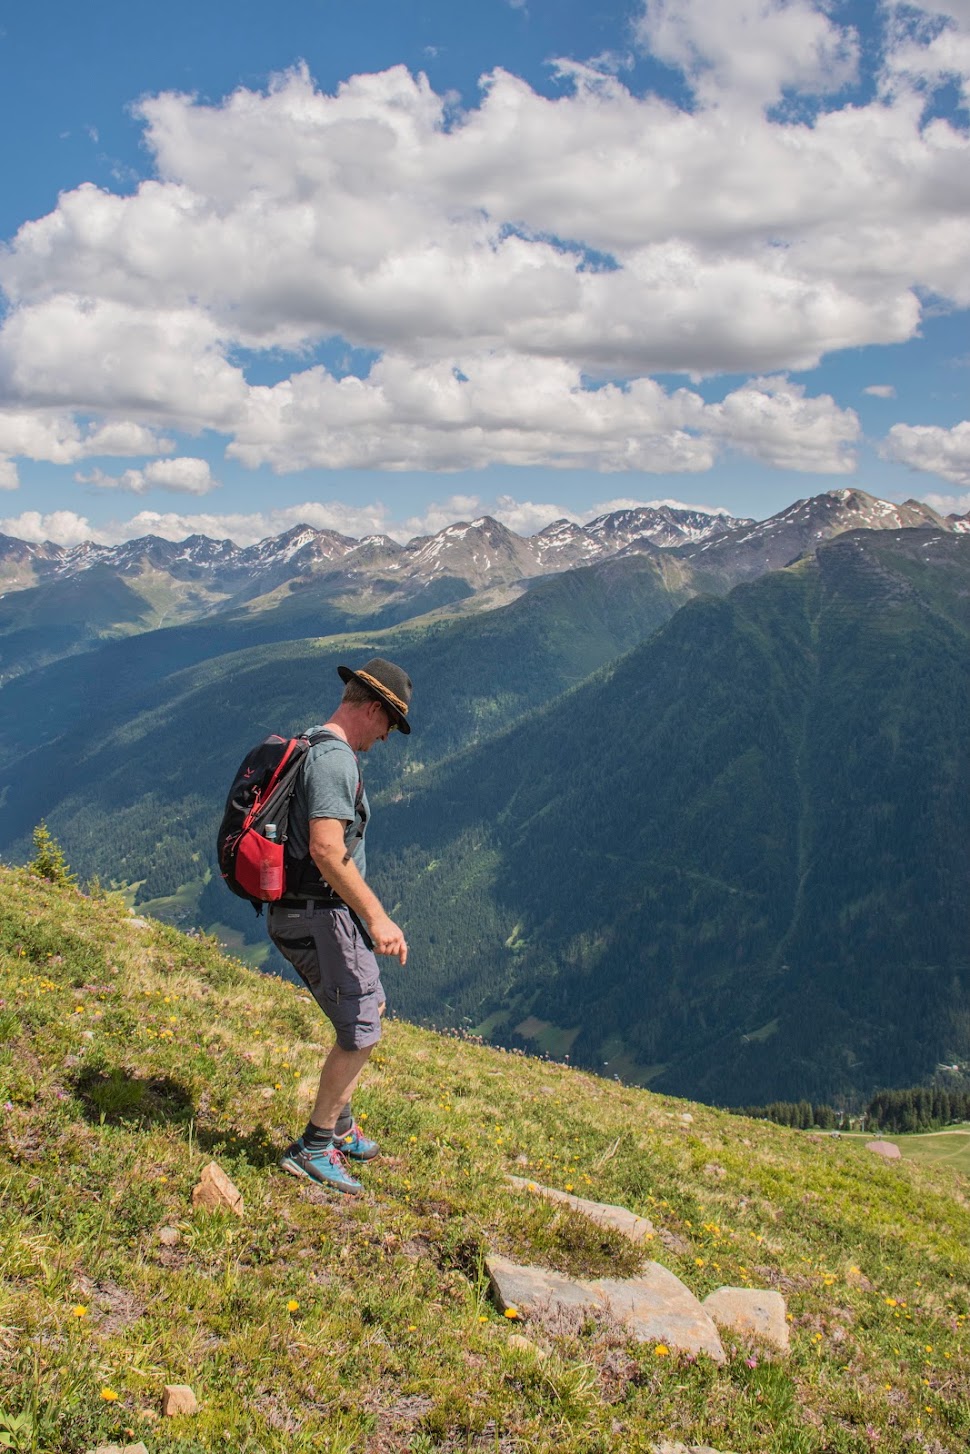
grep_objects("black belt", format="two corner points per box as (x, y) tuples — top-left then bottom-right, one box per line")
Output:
(274, 897), (376, 952)
(277, 896), (344, 910)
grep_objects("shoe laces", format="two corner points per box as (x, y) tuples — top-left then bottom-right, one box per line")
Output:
(327, 1143), (352, 1171)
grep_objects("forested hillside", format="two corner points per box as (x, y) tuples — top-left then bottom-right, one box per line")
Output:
(371, 528), (970, 1105)
(0, 551), (691, 945)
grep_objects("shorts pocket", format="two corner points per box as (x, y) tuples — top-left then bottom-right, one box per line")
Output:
(325, 914), (380, 1000)
(270, 932), (321, 993)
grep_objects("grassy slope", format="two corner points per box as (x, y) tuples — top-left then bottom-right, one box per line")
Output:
(2, 869), (970, 1454)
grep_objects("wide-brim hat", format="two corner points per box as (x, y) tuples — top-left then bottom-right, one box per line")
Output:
(337, 656), (413, 734)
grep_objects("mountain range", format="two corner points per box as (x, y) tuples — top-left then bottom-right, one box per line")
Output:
(1, 486), (968, 1106)
(3, 489), (965, 684)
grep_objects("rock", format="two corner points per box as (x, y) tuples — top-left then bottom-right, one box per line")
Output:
(157, 1226), (180, 1247)
(487, 1255), (725, 1362)
(89, 1445), (150, 1454)
(652, 1444), (734, 1454)
(259, 1087), (275, 1099)
(506, 1333), (547, 1358)
(702, 1287), (790, 1354)
(192, 1162), (243, 1216)
(163, 1383), (199, 1416)
(128, 917), (151, 929)
(865, 1140), (902, 1160)
(679, 1113), (694, 1125)
(507, 1176), (654, 1244)
(595, 1266), (726, 1361)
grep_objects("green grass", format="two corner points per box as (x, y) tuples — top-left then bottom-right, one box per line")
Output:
(2, 866), (969, 1452)
(838, 1128), (970, 1176)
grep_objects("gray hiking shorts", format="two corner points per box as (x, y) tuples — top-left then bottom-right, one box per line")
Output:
(267, 903), (385, 1052)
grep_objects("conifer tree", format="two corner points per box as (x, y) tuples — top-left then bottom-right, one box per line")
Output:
(29, 822), (77, 887)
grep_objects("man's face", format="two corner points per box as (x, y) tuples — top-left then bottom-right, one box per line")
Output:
(358, 698), (397, 751)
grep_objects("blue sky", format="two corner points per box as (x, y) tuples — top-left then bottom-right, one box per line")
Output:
(1, 0), (968, 545)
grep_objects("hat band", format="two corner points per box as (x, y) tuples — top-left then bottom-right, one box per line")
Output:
(357, 669), (408, 716)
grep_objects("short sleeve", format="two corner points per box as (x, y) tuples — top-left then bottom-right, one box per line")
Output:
(304, 742), (358, 824)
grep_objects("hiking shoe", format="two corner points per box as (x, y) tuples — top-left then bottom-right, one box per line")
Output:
(333, 1122), (380, 1161)
(279, 1137), (362, 1194)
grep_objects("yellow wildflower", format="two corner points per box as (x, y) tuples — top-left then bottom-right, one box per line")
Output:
(287, 1299), (299, 1312)
(100, 1388), (119, 1402)
(504, 1307), (520, 1320)
(72, 1305), (88, 1318)
(654, 1344), (670, 1356)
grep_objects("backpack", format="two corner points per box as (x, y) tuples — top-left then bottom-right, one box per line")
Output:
(217, 728), (362, 912)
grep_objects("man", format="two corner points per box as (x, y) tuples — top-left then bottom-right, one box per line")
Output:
(268, 656), (412, 1194)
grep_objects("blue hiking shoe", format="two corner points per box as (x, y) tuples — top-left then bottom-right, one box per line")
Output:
(279, 1137), (362, 1194)
(333, 1122), (380, 1161)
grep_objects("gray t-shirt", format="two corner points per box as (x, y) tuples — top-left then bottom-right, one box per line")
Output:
(288, 729), (369, 878)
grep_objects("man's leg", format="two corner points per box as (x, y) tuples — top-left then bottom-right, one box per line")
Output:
(311, 1043), (372, 1129)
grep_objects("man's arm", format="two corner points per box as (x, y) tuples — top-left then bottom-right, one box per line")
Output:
(308, 817), (408, 965)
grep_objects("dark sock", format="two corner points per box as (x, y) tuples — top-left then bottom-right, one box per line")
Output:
(334, 1102), (354, 1137)
(303, 1120), (334, 1151)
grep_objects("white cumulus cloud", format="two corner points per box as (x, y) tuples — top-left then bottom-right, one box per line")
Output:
(634, 0), (859, 107)
(0, 509), (95, 546)
(918, 489), (970, 516)
(881, 419), (970, 486)
(700, 377), (860, 472)
(0, 409), (172, 467)
(0, 12), (967, 487)
(0, 459), (19, 491)
(78, 456), (219, 496)
(864, 384), (897, 398)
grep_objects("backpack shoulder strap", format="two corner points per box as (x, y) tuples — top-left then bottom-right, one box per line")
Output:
(301, 728), (364, 806)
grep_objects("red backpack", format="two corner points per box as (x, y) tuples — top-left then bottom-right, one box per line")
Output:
(217, 729), (358, 911)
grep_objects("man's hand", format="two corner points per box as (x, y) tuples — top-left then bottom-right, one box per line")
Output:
(366, 912), (408, 965)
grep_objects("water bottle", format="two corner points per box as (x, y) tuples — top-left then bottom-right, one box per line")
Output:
(260, 823), (283, 898)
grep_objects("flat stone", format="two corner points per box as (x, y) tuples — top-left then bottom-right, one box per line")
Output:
(488, 1255), (599, 1318)
(508, 1176), (654, 1244)
(128, 917), (151, 929)
(679, 1113), (694, 1125)
(652, 1444), (734, 1454)
(865, 1140), (902, 1160)
(192, 1162), (243, 1216)
(157, 1226), (180, 1247)
(487, 1255), (725, 1362)
(163, 1383), (199, 1416)
(702, 1286), (789, 1354)
(594, 1265), (726, 1361)
(89, 1445), (150, 1454)
(506, 1333), (548, 1359)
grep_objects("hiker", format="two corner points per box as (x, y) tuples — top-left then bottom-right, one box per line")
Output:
(268, 657), (412, 1194)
